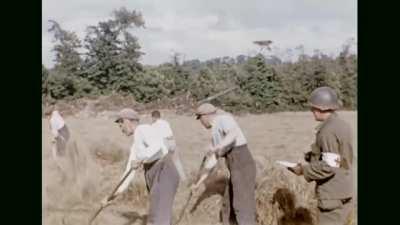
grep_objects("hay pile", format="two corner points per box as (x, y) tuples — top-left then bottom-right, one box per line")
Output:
(254, 159), (316, 225)
(43, 133), (103, 224)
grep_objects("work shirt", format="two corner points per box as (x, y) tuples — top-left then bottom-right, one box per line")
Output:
(117, 124), (168, 193)
(303, 113), (354, 200)
(152, 118), (187, 180)
(205, 113), (247, 170)
(49, 110), (65, 138)
(211, 113), (247, 148)
(134, 124), (168, 162)
(152, 119), (173, 138)
(151, 119), (176, 151)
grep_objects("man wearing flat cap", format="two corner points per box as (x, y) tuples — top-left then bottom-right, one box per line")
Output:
(103, 108), (180, 225)
(193, 103), (257, 225)
(288, 87), (354, 225)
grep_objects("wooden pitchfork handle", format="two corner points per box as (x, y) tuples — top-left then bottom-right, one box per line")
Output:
(88, 163), (141, 225)
(174, 153), (211, 225)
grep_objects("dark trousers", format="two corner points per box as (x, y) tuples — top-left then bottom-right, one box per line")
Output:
(222, 145), (257, 225)
(55, 125), (70, 156)
(144, 155), (180, 225)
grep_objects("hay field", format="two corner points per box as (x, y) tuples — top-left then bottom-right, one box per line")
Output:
(42, 111), (357, 225)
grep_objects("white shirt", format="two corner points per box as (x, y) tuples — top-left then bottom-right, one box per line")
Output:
(211, 114), (247, 147)
(151, 119), (174, 139)
(117, 124), (168, 193)
(134, 124), (169, 162)
(152, 119), (176, 151)
(49, 111), (65, 138)
(152, 118), (187, 180)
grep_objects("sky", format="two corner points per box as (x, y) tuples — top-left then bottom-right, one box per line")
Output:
(42, 0), (357, 68)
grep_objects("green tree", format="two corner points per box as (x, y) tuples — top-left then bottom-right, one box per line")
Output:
(338, 43), (357, 108)
(239, 54), (285, 112)
(48, 20), (83, 75)
(83, 7), (145, 94)
(189, 68), (218, 100)
(46, 20), (86, 101)
(42, 65), (50, 101)
(46, 71), (77, 101)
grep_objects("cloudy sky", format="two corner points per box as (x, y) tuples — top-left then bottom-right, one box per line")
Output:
(42, 0), (357, 68)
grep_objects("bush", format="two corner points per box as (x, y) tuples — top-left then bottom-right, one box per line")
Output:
(43, 47), (357, 113)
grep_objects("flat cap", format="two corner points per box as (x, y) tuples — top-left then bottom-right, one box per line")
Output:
(114, 108), (140, 123)
(195, 103), (217, 119)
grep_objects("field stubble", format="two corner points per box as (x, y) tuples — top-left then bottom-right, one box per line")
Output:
(42, 111), (357, 225)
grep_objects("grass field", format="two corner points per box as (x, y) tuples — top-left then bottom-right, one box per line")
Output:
(42, 110), (357, 225)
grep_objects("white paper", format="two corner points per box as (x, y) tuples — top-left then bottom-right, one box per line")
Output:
(322, 152), (340, 168)
(276, 160), (298, 168)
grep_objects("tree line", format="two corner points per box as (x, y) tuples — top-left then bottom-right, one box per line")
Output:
(42, 7), (357, 113)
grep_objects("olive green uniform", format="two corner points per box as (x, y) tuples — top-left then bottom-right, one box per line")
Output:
(303, 113), (354, 225)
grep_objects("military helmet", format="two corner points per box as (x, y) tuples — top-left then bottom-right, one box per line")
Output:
(308, 86), (341, 111)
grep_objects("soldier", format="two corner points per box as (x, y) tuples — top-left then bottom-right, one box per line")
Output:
(288, 87), (354, 225)
(103, 108), (180, 225)
(192, 103), (257, 225)
(151, 110), (186, 181)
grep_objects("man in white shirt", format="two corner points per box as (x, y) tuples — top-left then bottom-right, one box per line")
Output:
(49, 110), (70, 158)
(151, 110), (186, 181)
(193, 103), (256, 225)
(47, 108), (76, 182)
(104, 108), (179, 225)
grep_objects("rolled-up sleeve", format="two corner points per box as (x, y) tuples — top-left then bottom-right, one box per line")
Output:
(303, 132), (338, 182)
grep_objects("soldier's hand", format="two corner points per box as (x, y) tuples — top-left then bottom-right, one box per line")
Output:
(287, 163), (303, 176)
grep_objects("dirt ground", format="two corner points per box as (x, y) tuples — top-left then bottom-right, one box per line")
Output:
(42, 110), (357, 225)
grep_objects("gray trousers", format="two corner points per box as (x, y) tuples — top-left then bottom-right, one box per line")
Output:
(318, 198), (353, 225)
(221, 145), (257, 225)
(54, 125), (70, 156)
(144, 154), (180, 225)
